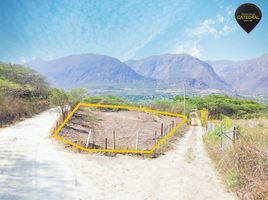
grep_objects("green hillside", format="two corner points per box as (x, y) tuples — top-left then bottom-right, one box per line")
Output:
(0, 62), (50, 126)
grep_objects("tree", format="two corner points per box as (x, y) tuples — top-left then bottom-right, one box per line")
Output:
(49, 88), (69, 118)
(31, 74), (50, 97)
(68, 88), (87, 108)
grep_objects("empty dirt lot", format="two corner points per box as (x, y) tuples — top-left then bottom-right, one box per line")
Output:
(58, 106), (182, 151)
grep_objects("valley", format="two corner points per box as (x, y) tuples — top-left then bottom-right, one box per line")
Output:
(26, 53), (268, 99)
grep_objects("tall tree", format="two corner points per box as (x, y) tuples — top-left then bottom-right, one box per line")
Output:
(68, 88), (87, 108)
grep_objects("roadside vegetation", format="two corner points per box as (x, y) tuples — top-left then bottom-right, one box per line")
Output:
(174, 94), (268, 119)
(50, 91), (268, 121)
(84, 94), (130, 106)
(0, 63), (89, 127)
(0, 62), (49, 127)
(136, 94), (267, 119)
(202, 102), (268, 199)
(139, 99), (184, 114)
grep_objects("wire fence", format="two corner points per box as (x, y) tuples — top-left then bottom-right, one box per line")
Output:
(220, 126), (238, 150)
(206, 121), (239, 150)
(84, 120), (177, 151)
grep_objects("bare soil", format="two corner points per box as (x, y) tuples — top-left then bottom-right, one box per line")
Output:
(58, 107), (182, 151)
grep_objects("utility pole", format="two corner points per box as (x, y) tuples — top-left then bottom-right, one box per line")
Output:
(183, 83), (186, 115)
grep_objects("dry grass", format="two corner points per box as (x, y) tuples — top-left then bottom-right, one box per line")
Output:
(203, 118), (268, 200)
(0, 97), (49, 127)
(235, 118), (268, 150)
(222, 142), (268, 200)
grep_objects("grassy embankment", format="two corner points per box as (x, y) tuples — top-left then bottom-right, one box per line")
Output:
(0, 62), (50, 127)
(200, 96), (268, 200)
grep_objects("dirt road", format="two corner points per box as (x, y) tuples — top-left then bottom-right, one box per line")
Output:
(0, 109), (236, 200)
(0, 109), (77, 200)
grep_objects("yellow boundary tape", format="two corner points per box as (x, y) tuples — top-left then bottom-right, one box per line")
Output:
(53, 103), (187, 154)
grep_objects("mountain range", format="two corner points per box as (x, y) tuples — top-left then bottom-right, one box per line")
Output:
(26, 53), (268, 96)
(208, 54), (268, 95)
(27, 54), (154, 89)
(126, 54), (230, 91)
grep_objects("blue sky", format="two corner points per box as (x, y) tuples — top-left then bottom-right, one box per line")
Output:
(0, 0), (267, 63)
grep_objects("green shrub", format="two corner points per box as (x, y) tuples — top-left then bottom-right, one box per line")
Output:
(83, 94), (129, 106)
(173, 94), (267, 119)
(0, 62), (50, 126)
(222, 116), (233, 129)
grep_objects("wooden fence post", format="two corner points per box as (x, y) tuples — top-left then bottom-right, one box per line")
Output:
(86, 129), (92, 148)
(105, 138), (108, 149)
(172, 120), (175, 128)
(113, 130), (116, 150)
(160, 123), (163, 136)
(233, 126), (236, 144)
(135, 130), (140, 150)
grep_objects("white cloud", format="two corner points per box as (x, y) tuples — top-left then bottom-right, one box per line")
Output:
(217, 15), (225, 23)
(175, 42), (201, 58)
(192, 19), (223, 39)
(223, 25), (231, 32)
(190, 11), (235, 39)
